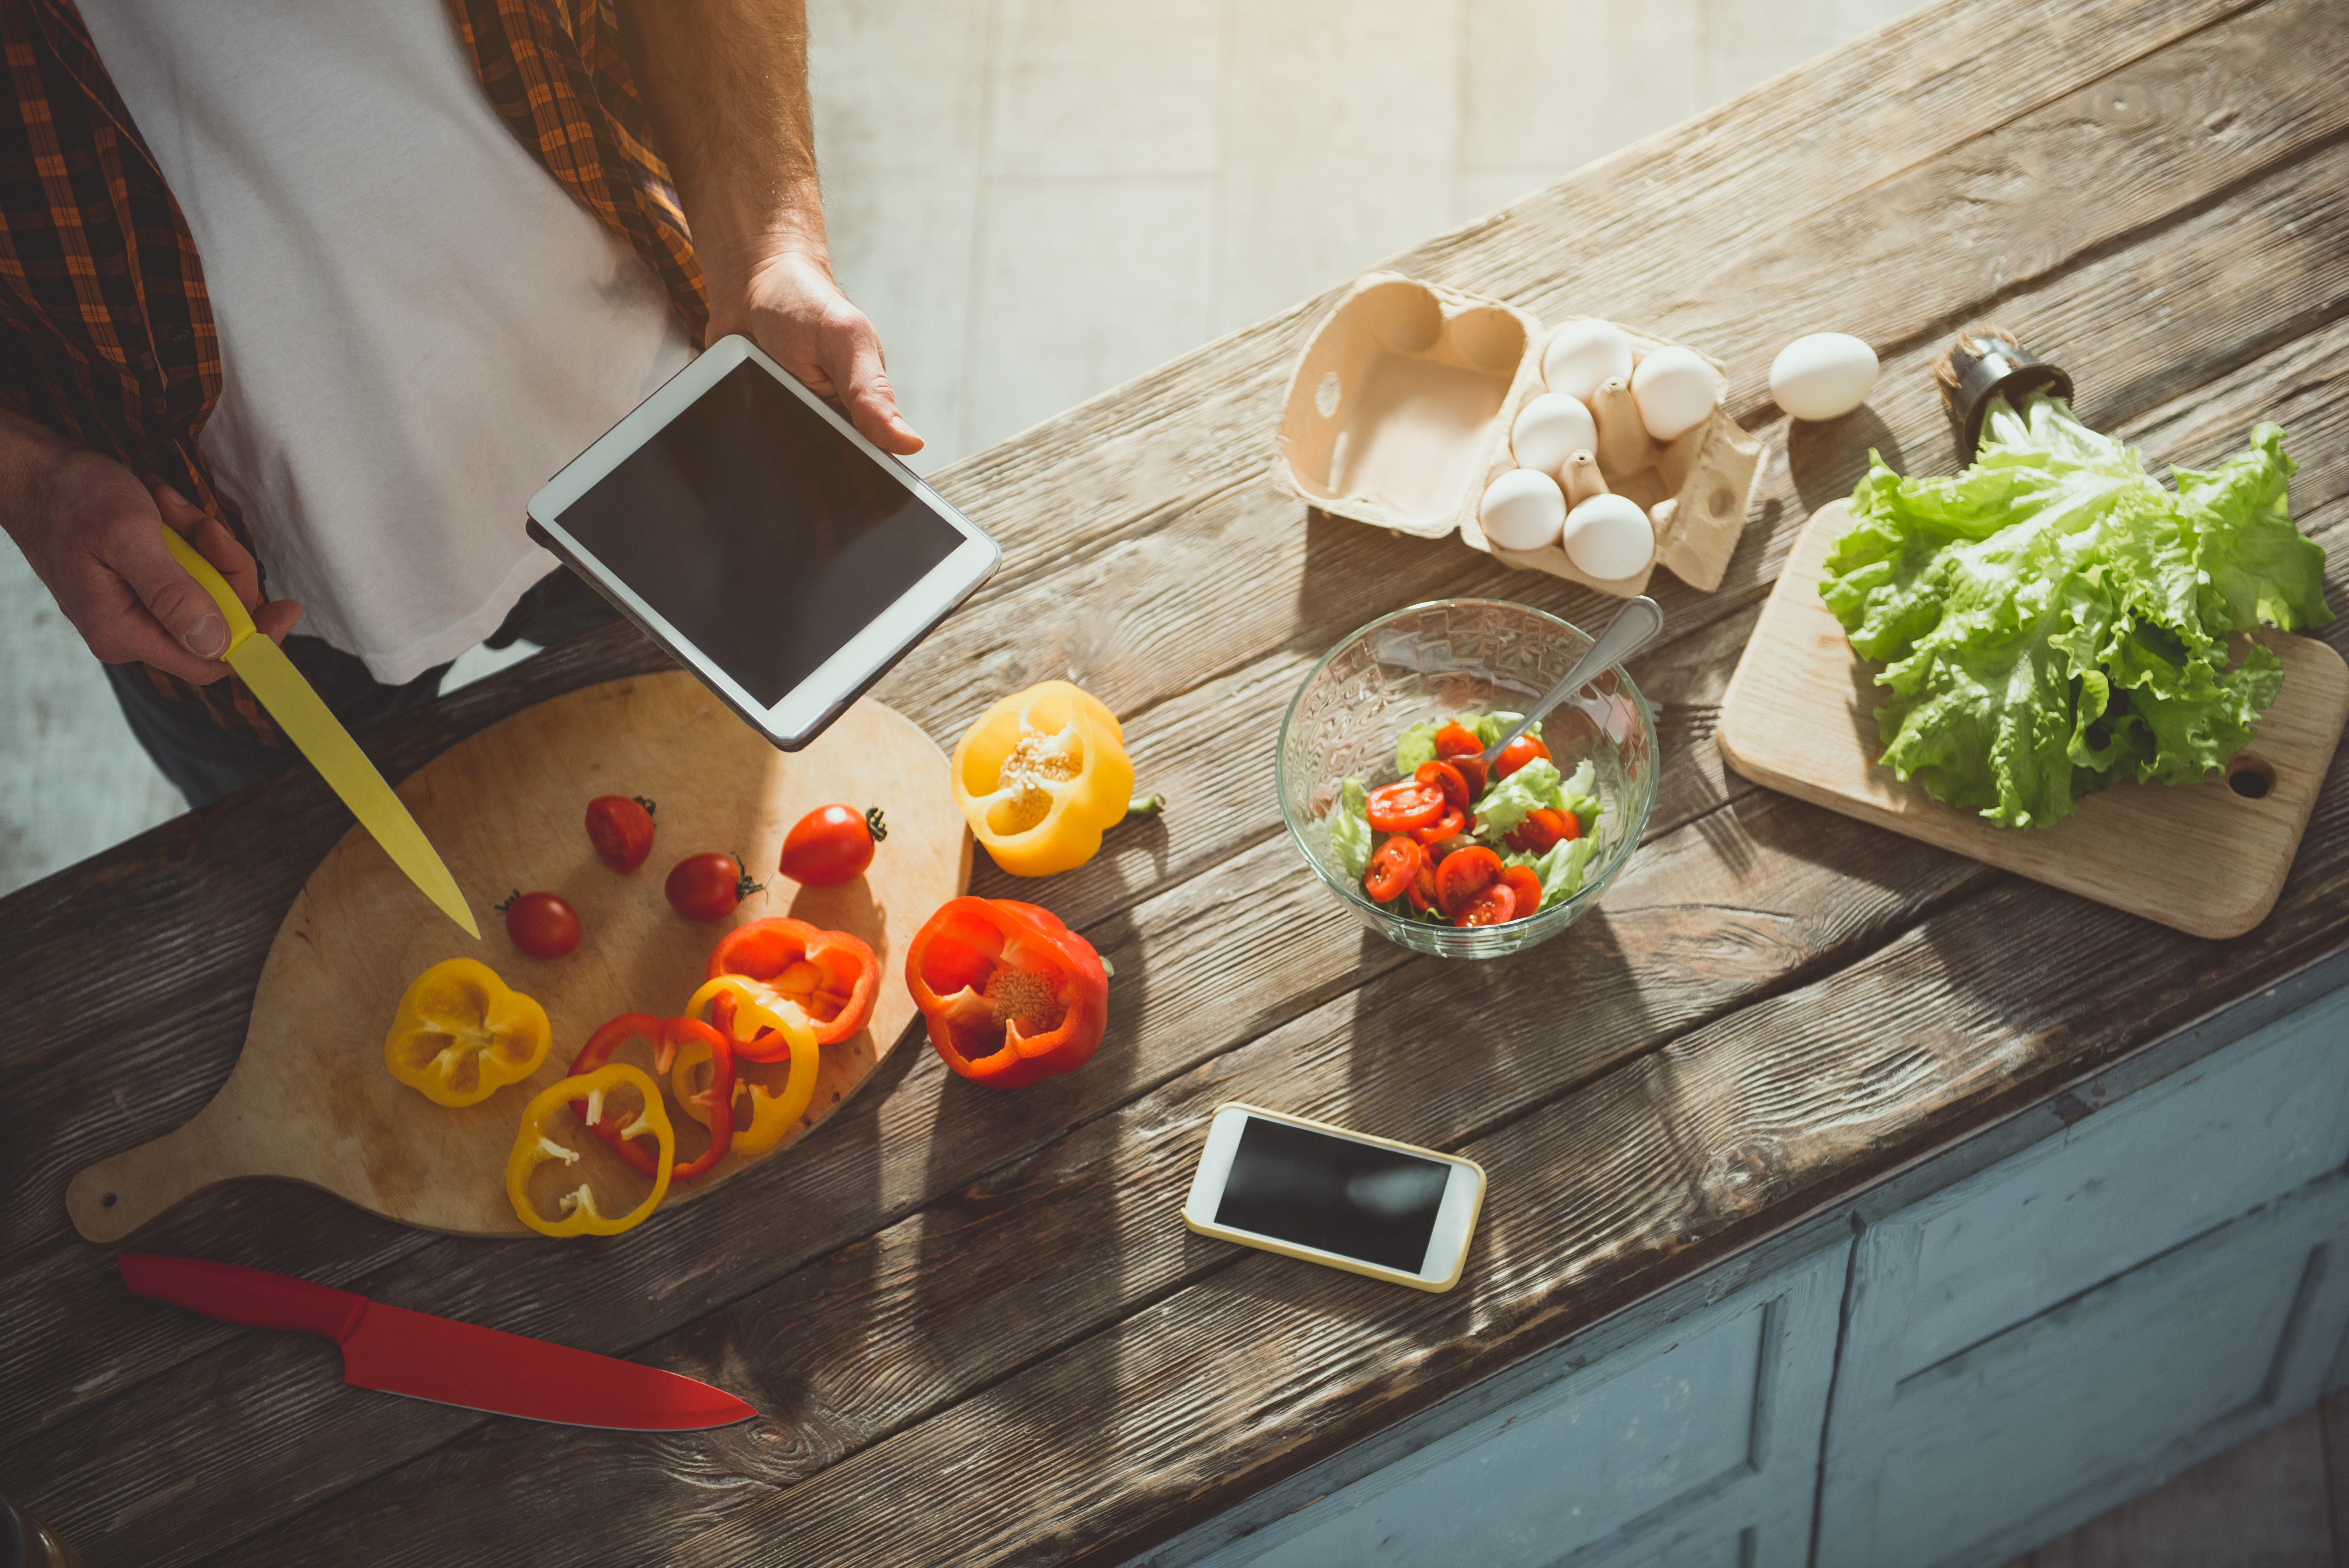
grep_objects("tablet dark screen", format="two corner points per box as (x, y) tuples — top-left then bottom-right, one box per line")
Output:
(555, 360), (965, 708)
(1214, 1117), (1452, 1272)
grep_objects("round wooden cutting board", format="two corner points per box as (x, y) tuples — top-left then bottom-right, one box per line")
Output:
(68, 674), (970, 1241)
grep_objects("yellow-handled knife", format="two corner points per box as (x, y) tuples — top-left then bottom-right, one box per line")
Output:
(160, 524), (479, 938)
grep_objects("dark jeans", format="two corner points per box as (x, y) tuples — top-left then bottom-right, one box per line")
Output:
(107, 567), (620, 807)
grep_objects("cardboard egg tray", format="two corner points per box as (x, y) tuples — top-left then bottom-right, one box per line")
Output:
(1276, 272), (1763, 597)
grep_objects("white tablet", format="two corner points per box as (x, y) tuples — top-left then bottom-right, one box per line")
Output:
(526, 334), (1000, 749)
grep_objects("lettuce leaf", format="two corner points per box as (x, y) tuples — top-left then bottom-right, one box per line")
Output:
(1470, 757), (1597, 842)
(1818, 396), (2329, 829)
(1506, 833), (1601, 911)
(1328, 777), (1372, 878)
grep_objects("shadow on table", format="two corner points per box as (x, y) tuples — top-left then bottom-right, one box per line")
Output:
(1790, 404), (1906, 511)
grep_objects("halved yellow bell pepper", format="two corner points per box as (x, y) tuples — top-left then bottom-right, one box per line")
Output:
(384, 958), (551, 1107)
(505, 1063), (674, 1237)
(676, 976), (821, 1157)
(951, 681), (1136, 876)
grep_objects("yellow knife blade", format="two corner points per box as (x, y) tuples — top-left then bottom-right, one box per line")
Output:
(160, 525), (479, 938)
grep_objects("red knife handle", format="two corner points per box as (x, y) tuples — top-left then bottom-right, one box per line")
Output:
(119, 1254), (368, 1344)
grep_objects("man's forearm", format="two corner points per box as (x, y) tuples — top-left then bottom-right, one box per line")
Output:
(623, 0), (825, 294)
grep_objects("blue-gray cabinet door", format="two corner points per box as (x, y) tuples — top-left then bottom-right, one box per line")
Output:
(1187, 1239), (1846, 1568)
(1815, 981), (2349, 1568)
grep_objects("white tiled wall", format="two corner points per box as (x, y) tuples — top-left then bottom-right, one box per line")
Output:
(0, 0), (1924, 895)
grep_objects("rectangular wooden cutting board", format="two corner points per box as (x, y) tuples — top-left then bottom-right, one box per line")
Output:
(1717, 503), (2349, 939)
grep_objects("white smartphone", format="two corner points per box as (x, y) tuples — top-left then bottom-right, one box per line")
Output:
(1183, 1104), (1486, 1293)
(524, 334), (1000, 750)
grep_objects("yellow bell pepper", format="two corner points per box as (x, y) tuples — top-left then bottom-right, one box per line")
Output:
(951, 681), (1136, 876)
(383, 958), (552, 1108)
(505, 1063), (674, 1237)
(676, 976), (821, 1157)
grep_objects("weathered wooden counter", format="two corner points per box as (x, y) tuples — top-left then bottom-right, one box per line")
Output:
(5, 0), (2348, 1561)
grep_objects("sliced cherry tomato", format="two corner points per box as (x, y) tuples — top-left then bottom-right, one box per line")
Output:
(1433, 722), (1483, 760)
(1495, 732), (1552, 780)
(1410, 804), (1466, 845)
(1433, 846), (1504, 918)
(1363, 836), (1422, 903)
(780, 804), (886, 887)
(584, 795), (656, 873)
(1507, 807), (1566, 855)
(499, 890), (581, 959)
(1407, 861), (1438, 916)
(1499, 864), (1543, 920)
(665, 852), (764, 921)
(1453, 883), (1517, 927)
(1452, 753), (1490, 803)
(1414, 759), (1471, 811)
(1366, 780), (1446, 833)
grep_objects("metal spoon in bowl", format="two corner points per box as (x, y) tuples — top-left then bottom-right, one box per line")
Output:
(1480, 596), (1665, 769)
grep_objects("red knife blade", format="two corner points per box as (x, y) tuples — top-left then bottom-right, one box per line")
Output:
(120, 1254), (756, 1430)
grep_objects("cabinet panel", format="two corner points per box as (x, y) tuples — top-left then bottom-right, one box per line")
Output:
(1899, 985), (2349, 1378)
(1194, 1241), (1844, 1568)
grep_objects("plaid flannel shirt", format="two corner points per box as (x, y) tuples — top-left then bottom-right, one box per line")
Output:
(0, 0), (710, 743)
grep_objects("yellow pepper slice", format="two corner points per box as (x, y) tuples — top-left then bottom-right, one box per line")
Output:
(677, 977), (821, 1157)
(951, 681), (1135, 877)
(383, 958), (552, 1107)
(505, 1064), (674, 1237)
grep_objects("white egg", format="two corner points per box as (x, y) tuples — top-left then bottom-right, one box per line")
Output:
(1629, 346), (1719, 442)
(1541, 319), (1634, 401)
(1508, 393), (1599, 476)
(1769, 332), (1879, 422)
(1561, 494), (1655, 581)
(1477, 468), (1567, 552)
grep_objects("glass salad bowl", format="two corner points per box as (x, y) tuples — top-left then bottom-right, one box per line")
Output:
(1277, 599), (1658, 959)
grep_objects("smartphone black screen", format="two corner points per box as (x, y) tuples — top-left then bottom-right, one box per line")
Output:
(554, 360), (965, 708)
(1214, 1117), (1453, 1272)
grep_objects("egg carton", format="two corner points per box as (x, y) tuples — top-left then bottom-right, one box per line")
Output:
(1276, 272), (1763, 597)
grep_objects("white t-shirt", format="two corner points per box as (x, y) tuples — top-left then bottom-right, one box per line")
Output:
(79, 0), (697, 683)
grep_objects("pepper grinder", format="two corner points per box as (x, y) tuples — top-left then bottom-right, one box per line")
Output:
(1936, 327), (2075, 462)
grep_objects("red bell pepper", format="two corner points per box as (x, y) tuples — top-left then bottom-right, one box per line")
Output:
(568, 1014), (736, 1182)
(704, 917), (879, 1058)
(904, 897), (1109, 1091)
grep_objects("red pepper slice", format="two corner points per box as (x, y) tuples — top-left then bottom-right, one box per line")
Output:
(905, 897), (1109, 1090)
(1410, 804), (1467, 845)
(1433, 846), (1505, 918)
(568, 1014), (736, 1182)
(1499, 864), (1543, 920)
(1414, 759), (1472, 811)
(705, 917), (879, 1057)
(1454, 883), (1517, 927)
(1363, 836), (1422, 903)
(1433, 722), (1483, 760)
(1365, 780), (1445, 832)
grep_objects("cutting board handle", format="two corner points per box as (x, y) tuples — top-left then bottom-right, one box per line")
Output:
(68, 1115), (242, 1244)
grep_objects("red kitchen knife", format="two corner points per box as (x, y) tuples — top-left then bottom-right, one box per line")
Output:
(120, 1254), (756, 1430)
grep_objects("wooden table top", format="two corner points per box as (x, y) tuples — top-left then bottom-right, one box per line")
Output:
(7, 0), (2347, 1561)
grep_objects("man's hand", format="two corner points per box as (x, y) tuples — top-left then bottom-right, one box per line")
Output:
(0, 411), (301, 683)
(622, 0), (922, 456)
(705, 249), (921, 455)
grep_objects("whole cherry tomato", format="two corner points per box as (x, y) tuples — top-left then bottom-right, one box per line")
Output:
(1494, 732), (1552, 780)
(665, 852), (764, 921)
(499, 890), (581, 959)
(1366, 780), (1446, 833)
(585, 795), (657, 873)
(1433, 845), (1504, 918)
(1363, 836), (1422, 903)
(780, 804), (887, 887)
